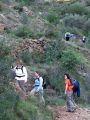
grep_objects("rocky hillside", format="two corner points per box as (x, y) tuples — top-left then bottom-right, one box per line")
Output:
(0, 0), (90, 120)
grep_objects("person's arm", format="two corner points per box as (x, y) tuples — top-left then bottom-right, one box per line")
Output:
(65, 80), (69, 95)
(23, 67), (28, 83)
(65, 84), (68, 95)
(11, 66), (16, 72)
(36, 77), (43, 92)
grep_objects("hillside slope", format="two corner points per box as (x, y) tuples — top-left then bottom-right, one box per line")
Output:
(0, 0), (90, 120)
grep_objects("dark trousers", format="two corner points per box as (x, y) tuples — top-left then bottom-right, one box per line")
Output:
(66, 36), (70, 41)
(66, 91), (76, 111)
(17, 80), (26, 92)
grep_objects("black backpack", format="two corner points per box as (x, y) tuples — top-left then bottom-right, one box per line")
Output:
(16, 65), (24, 73)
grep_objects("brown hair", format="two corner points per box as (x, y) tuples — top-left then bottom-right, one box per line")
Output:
(64, 73), (72, 84)
(16, 59), (23, 65)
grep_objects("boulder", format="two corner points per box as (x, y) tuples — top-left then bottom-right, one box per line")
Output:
(0, 24), (5, 32)
(0, 10), (20, 28)
(23, 6), (33, 16)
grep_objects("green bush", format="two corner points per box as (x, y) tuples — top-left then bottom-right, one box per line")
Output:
(17, 50), (32, 65)
(0, 0), (14, 5)
(45, 96), (65, 106)
(0, 41), (12, 82)
(67, 2), (87, 15)
(0, 90), (53, 120)
(61, 49), (80, 70)
(61, 47), (87, 70)
(20, 12), (29, 24)
(0, 87), (18, 120)
(17, 39), (63, 64)
(45, 29), (59, 38)
(63, 14), (90, 34)
(16, 99), (38, 120)
(34, 31), (45, 39)
(32, 51), (45, 64)
(84, 18), (90, 34)
(15, 97), (53, 120)
(63, 14), (87, 30)
(60, 26), (83, 37)
(86, 32), (90, 48)
(43, 41), (62, 63)
(85, 0), (90, 6)
(14, 25), (34, 38)
(46, 11), (59, 24)
(0, 40), (11, 57)
(86, 7), (90, 17)
(46, 64), (65, 94)
(15, 0), (34, 5)
(17, 50), (45, 65)
(58, 2), (87, 16)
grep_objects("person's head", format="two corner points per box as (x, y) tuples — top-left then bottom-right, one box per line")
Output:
(34, 71), (40, 79)
(64, 73), (70, 80)
(16, 59), (23, 66)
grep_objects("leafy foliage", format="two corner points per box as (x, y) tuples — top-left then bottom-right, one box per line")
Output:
(0, 87), (18, 120)
(14, 25), (34, 38)
(46, 11), (59, 24)
(15, 0), (34, 5)
(63, 14), (87, 30)
(15, 97), (53, 120)
(0, 40), (11, 57)
(43, 40), (63, 63)
(66, 2), (87, 15)
(61, 49), (79, 70)
(1, 0), (90, 119)
(85, 0), (90, 6)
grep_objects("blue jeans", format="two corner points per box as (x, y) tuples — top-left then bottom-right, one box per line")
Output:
(30, 87), (45, 105)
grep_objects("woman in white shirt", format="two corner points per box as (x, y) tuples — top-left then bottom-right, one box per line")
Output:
(12, 59), (28, 92)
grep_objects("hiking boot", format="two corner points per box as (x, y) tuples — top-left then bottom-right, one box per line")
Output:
(66, 110), (75, 112)
(74, 107), (76, 110)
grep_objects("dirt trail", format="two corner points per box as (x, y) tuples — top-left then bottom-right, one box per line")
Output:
(10, 82), (90, 120)
(48, 106), (90, 120)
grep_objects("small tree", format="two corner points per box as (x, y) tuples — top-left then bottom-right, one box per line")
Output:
(61, 49), (79, 70)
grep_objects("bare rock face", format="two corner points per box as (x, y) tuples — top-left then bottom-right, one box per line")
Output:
(11, 37), (47, 57)
(0, 8), (21, 29)
(22, 6), (33, 16)
(1, 0), (15, 6)
(0, 24), (5, 32)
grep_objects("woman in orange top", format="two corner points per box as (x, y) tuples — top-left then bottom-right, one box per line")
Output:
(64, 73), (76, 112)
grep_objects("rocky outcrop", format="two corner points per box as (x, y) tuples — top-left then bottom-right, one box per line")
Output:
(11, 37), (47, 57)
(0, 23), (5, 32)
(22, 6), (34, 16)
(0, 11), (20, 30)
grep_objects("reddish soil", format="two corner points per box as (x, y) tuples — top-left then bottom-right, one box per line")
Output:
(48, 106), (90, 120)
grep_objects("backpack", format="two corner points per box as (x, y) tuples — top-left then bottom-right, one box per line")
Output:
(16, 65), (24, 73)
(71, 79), (80, 97)
(37, 77), (46, 88)
(43, 79), (46, 89)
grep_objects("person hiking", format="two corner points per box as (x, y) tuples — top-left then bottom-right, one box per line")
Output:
(82, 36), (86, 43)
(30, 72), (45, 105)
(64, 73), (76, 112)
(65, 32), (71, 41)
(11, 59), (28, 93)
